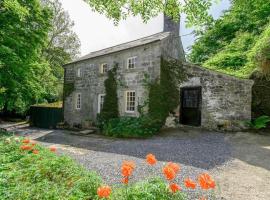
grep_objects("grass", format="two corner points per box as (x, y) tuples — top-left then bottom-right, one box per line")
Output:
(0, 133), (187, 200)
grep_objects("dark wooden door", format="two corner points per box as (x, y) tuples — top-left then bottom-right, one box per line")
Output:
(180, 87), (201, 126)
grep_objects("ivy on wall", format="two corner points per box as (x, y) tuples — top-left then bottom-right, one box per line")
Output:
(63, 82), (74, 100)
(148, 57), (187, 124)
(98, 64), (119, 125)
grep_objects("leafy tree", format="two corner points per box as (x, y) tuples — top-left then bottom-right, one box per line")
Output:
(0, 0), (56, 114)
(42, 0), (81, 80)
(189, 0), (270, 77)
(85, 0), (214, 28)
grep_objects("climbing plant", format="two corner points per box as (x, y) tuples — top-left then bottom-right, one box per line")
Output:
(148, 57), (187, 124)
(63, 82), (74, 100)
(97, 64), (119, 127)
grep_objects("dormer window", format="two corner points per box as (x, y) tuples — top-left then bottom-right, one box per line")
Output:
(77, 68), (82, 77)
(127, 57), (137, 69)
(100, 63), (108, 74)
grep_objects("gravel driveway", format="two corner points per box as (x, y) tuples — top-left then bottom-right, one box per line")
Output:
(2, 122), (269, 200)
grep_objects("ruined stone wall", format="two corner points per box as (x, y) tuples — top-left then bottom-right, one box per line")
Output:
(179, 63), (254, 131)
(63, 41), (162, 126)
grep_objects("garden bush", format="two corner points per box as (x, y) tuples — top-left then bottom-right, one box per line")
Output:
(0, 136), (102, 200)
(103, 116), (162, 138)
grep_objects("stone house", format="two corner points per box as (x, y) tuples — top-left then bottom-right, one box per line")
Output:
(63, 15), (253, 130)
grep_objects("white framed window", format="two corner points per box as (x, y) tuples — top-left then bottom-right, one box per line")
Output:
(127, 56), (137, 69)
(77, 68), (82, 77)
(125, 90), (136, 112)
(75, 93), (81, 110)
(98, 94), (105, 113)
(100, 63), (108, 74)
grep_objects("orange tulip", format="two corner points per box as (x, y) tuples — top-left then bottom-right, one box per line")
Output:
(49, 146), (57, 152)
(121, 161), (135, 177)
(22, 138), (30, 144)
(198, 173), (216, 190)
(184, 178), (196, 189)
(32, 149), (39, 154)
(146, 153), (157, 165)
(167, 162), (180, 174)
(20, 145), (32, 150)
(169, 183), (181, 193)
(97, 185), (111, 199)
(163, 165), (176, 181)
(122, 177), (129, 185)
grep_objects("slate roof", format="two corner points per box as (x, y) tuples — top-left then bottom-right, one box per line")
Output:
(64, 32), (171, 66)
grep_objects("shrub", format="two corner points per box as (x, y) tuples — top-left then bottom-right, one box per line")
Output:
(103, 116), (162, 138)
(111, 178), (186, 200)
(0, 136), (102, 200)
(246, 115), (270, 129)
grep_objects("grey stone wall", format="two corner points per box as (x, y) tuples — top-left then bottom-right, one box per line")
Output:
(178, 63), (254, 131)
(63, 41), (162, 126)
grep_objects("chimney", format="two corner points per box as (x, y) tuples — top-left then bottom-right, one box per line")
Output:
(163, 14), (180, 36)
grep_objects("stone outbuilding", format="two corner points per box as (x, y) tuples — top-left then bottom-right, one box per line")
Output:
(63, 14), (253, 131)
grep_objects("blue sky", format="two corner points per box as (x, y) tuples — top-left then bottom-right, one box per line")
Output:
(60, 0), (231, 56)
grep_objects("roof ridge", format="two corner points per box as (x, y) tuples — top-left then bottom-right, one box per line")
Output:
(64, 31), (171, 66)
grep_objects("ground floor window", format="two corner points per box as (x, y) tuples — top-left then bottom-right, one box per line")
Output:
(125, 90), (136, 112)
(75, 93), (81, 110)
(98, 94), (105, 113)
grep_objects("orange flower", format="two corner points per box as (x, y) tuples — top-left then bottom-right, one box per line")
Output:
(199, 196), (207, 200)
(49, 146), (57, 152)
(198, 173), (216, 190)
(162, 165), (176, 181)
(31, 141), (37, 146)
(167, 162), (180, 174)
(97, 185), (111, 199)
(146, 153), (157, 165)
(22, 138), (30, 144)
(32, 149), (39, 154)
(121, 161), (135, 177)
(169, 183), (181, 193)
(184, 178), (196, 189)
(122, 177), (129, 185)
(20, 145), (32, 150)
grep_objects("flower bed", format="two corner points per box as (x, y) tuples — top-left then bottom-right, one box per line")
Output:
(0, 135), (216, 199)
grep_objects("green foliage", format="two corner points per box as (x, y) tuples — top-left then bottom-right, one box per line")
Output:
(0, 0), (58, 114)
(246, 115), (270, 130)
(189, 0), (270, 77)
(0, 136), (102, 200)
(86, 0), (214, 28)
(111, 178), (186, 200)
(42, 0), (81, 80)
(63, 83), (75, 100)
(98, 65), (119, 127)
(148, 58), (186, 123)
(247, 23), (270, 75)
(103, 116), (162, 138)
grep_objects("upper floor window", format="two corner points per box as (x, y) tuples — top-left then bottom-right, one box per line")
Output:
(125, 90), (136, 112)
(75, 93), (81, 110)
(127, 56), (137, 69)
(77, 68), (82, 77)
(98, 94), (105, 113)
(100, 63), (108, 74)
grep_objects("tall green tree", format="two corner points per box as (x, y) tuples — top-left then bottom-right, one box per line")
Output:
(189, 0), (270, 77)
(0, 0), (56, 114)
(42, 0), (81, 80)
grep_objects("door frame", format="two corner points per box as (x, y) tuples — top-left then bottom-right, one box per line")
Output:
(179, 86), (202, 126)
